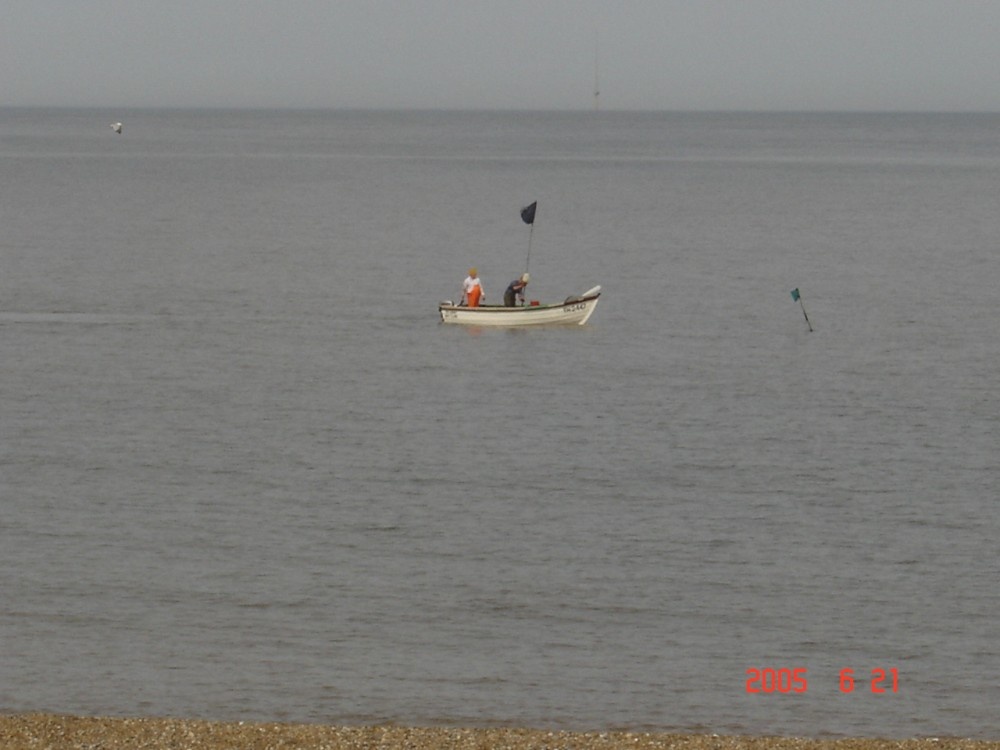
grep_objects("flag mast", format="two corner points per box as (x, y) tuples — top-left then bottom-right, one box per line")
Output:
(521, 201), (537, 273)
(593, 32), (600, 111)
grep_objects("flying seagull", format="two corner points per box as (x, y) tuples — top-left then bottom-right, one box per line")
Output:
(110, 122), (123, 134)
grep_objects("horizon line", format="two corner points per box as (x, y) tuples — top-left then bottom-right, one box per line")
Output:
(3, 104), (1000, 115)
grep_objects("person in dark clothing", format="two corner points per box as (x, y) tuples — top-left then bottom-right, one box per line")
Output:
(503, 272), (530, 307)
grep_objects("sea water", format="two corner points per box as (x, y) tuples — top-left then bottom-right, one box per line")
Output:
(1, 108), (998, 738)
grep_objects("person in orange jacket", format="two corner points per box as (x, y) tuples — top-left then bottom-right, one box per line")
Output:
(462, 267), (484, 307)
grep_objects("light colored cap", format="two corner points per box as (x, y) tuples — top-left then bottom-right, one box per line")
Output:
(469, 267), (477, 276)
(521, 272), (530, 283)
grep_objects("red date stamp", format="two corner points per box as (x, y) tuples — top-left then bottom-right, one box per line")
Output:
(745, 667), (808, 694)
(745, 667), (899, 694)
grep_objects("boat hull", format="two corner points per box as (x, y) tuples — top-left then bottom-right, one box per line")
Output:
(439, 292), (600, 326)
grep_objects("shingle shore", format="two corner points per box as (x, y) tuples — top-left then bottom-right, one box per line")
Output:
(0, 714), (995, 750)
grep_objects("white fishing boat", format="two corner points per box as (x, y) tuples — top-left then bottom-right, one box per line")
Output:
(440, 200), (601, 326)
(439, 286), (601, 326)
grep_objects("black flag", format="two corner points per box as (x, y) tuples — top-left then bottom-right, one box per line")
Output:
(520, 201), (537, 225)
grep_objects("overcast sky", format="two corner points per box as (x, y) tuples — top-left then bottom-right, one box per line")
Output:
(4, 1), (1000, 111)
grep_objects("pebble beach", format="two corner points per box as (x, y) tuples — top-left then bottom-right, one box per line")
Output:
(0, 715), (996, 750)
